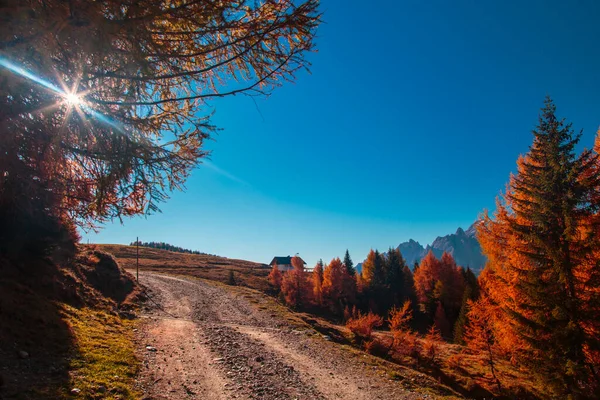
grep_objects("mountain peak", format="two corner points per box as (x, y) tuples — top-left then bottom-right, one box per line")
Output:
(395, 222), (487, 274)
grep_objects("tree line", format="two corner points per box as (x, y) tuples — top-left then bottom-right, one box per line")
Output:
(130, 241), (211, 256)
(268, 98), (600, 399)
(268, 248), (479, 344)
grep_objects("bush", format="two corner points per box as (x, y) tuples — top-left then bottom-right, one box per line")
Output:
(423, 325), (443, 365)
(346, 310), (383, 341)
(392, 330), (421, 359)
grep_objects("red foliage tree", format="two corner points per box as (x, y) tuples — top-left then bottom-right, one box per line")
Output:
(281, 256), (311, 308)
(268, 262), (283, 291)
(322, 257), (344, 309)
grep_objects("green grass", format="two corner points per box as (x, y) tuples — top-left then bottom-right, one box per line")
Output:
(62, 305), (139, 399)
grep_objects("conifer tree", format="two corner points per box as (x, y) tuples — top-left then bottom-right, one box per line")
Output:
(281, 256), (310, 308)
(413, 251), (441, 314)
(464, 296), (503, 393)
(322, 257), (345, 310)
(402, 264), (416, 303)
(312, 261), (324, 306)
(433, 301), (451, 339)
(343, 249), (356, 276)
(453, 268), (479, 344)
(478, 98), (600, 397)
(268, 263), (283, 291)
(361, 249), (385, 289)
(385, 247), (406, 308)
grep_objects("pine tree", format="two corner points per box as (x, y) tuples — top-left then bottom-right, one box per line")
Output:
(312, 261), (324, 306)
(478, 98), (600, 397)
(343, 249), (355, 276)
(385, 247), (406, 308)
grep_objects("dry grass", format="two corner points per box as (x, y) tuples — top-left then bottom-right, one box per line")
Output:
(63, 305), (138, 399)
(98, 244), (271, 291)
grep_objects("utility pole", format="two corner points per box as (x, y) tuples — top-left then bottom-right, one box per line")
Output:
(136, 236), (139, 282)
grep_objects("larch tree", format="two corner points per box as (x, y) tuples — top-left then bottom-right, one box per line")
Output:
(360, 249), (386, 312)
(477, 98), (600, 397)
(281, 255), (310, 308)
(464, 296), (503, 393)
(268, 262), (283, 291)
(361, 249), (385, 290)
(0, 0), (320, 256)
(322, 257), (344, 310)
(413, 251), (442, 314)
(312, 260), (324, 306)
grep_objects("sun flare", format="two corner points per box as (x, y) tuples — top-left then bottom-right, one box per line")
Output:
(64, 92), (82, 107)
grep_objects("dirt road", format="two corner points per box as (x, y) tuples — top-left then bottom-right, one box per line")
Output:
(134, 272), (441, 400)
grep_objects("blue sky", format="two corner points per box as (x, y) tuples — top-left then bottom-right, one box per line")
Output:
(83, 0), (600, 266)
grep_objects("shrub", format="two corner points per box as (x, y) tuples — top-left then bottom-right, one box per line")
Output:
(423, 325), (443, 365)
(393, 330), (421, 359)
(346, 311), (383, 341)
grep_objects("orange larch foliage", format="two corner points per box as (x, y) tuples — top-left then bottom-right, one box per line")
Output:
(413, 251), (441, 306)
(476, 100), (600, 397)
(281, 256), (312, 308)
(322, 257), (344, 308)
(464, 296), (503, 392)
(422, 325), (443, 365)
(345, 310), (383, 341)
(268, 263), (283, 290)
(388, 300), (413, 348)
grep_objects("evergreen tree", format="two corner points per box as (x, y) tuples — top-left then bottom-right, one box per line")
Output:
(227, 270), (236, 286)
(343, 249), (355, 276)
(478, 98), (600, 397)
(361, 249), (385, 288)
(312, 261), (324, 306)
(385, 247), (406, 308)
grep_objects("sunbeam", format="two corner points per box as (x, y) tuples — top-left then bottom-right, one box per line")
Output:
(0, 56), (125, 133)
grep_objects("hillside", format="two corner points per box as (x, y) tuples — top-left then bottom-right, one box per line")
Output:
(100, 244), (271, 291)
(0, 248), (143, 399)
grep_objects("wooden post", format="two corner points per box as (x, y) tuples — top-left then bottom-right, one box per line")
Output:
(136, 236), (139, 282)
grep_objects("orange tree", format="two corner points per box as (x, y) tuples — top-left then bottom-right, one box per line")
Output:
(0, 0), (320, 255)
(477, 98), (600, 397)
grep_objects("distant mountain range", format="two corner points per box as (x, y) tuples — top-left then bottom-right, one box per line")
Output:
(356, 223), (487, 274)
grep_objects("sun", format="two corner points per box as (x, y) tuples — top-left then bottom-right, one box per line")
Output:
(64, 92), (82, 107)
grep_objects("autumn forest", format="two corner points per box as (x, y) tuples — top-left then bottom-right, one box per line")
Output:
(268, 99), (600, 399)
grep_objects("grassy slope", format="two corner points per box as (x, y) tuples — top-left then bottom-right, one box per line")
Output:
(99, 243), (271, 291)
(0, 249), (141, 399)
(64, 306), (138, 399)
